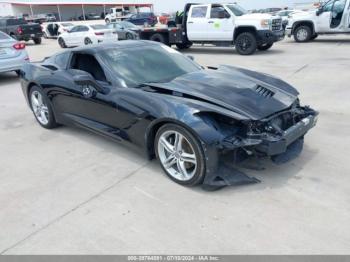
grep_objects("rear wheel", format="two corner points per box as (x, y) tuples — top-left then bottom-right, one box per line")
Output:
(155, 124), (206, 187)
(125, 32), (134, 40)
(294, 25), (312, 42)
(29, 86), (58, 129)
(84, 37), (93, 45)
(58, 37), (66, 48)
(235, 32), (257, 55)
(149, 33), (169, 46)
(176, 42), (193, 50)
(257, 42), (273, 51)
(33, 37), (42, 44)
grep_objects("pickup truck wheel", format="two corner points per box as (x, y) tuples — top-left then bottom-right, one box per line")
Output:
(33, 37), (42, 45)
(257, 43), (273, 51)
(294, 25), (311, 42)
(176, 42), (193, 50)
(235, 32), (257, 55)
(150, 33), (169, 46)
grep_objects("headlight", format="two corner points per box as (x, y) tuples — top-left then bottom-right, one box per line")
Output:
(260, 19), (270, 28)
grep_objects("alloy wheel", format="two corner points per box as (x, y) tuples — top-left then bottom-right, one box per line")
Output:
(297, 28), (308, 42)
(31, 91), (49, 125)
(157, 130), (197, 181)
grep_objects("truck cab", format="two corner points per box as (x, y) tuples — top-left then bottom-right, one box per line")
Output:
(286, 0), (350, 42)
(185, 3), (284, 55)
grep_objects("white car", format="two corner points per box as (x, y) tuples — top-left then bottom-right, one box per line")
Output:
(42, 22), (75, 38)
(57, 24), (118, 48)
(0, 31), (29, 75)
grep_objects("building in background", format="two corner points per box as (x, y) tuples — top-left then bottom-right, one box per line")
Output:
(0, 0), (321, 21)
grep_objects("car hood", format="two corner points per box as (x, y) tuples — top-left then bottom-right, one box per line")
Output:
(149, 66), (299, 120)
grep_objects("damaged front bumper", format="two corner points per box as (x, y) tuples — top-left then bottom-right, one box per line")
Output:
(201, 107), (318, 191)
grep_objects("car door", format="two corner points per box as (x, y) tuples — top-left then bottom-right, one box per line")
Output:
(64, 25), (80, 45)
(187, 4), (210, 41)
(52, 52), (126, 137)
(207, 4), (234, 40)
(317, 0), (347, 32)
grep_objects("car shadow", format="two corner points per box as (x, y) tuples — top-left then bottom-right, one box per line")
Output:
(0, 72), (20, 85)
(179, 46), (285, 56)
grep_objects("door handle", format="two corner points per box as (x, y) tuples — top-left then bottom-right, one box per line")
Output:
(188, 21), (194, 24)
(208, 21), (214, 24)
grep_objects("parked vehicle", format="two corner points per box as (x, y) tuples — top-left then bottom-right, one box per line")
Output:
(57, 24), (118, 48)
(44, 13), (57, 22)
(42, 22), (74, 38)
(286, 0), (350, 42)
(20, 41), (318, 190)
(139, 3), (284, 55)
(0, 18), (42, 44)
(105, 7), (132, 23)
(0, 31), (29, 74)
(79, 13), (101, 20)
(106, 21), (139, 40)
(275, 10), (297, 29)
(125, 12), (158, 27)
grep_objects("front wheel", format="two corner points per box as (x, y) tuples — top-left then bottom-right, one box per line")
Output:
(29, 86), (58, 129)
(294, 25), (312, 42)
(155, 124), (206, 187)
(257, 43), (273, 51)
(235, 32), (257, 55)
(125, 32), (134, 40)
(58, 37), (66, 48)
(33, 37), (42, 44)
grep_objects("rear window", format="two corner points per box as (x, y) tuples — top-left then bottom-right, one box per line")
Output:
(91, 25), (108, 30)
(0, 31), (11, 40)
(6, 18), (27, 26)
(191, 6), (208, 18)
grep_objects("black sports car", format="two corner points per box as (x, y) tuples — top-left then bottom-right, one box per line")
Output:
(20, 41), (318, 190)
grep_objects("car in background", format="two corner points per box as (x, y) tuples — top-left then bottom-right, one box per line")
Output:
(0, 31), (29, 75)
(106, 21), (139, 40)
(42, 22), (74, 38)
(57, 24), (118, 48)
(275, 10), (300, 29)
(125, 12), (157, 27)
(44, 13), (57, 22)
(0, 17), (42, 44)
(79, 13), (101, 20)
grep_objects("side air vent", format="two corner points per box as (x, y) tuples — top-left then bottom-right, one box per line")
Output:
(255, 85), (275, 98)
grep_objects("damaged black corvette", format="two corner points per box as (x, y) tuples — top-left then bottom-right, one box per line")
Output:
(20, 41), (318, 190)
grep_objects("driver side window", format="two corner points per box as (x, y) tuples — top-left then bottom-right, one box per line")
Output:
(323, 0), (336, 12)
(70, 53), (107, 82)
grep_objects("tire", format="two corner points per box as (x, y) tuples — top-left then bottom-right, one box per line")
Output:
(29, 86), (58, 129)
(150, 33), (169, 45)
(84, 37), (93, 45)
(33, 37), (42, 44)
(257, 42), (273, 51)
(235, 32), (257, 55)
(58, 37), (66, 48)
(125, 32), (134, 40)
(105, 18), (110, 24)
(176, 42), (193, 50)
(155, 124), (206, 187)
(293, 25), (312, 43)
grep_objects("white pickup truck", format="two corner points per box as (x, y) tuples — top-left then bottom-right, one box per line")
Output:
(286, 0), (350, 42)
(139, 3), (284, 55)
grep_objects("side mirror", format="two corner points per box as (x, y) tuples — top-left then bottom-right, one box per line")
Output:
(187, 55), (195, 61)
(316, 8), (322, 16)
(71, 70), (105, 95)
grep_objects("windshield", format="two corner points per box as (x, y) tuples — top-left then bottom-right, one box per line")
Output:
(226, 4), (247, 16)
(100, 45), (202, 88)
